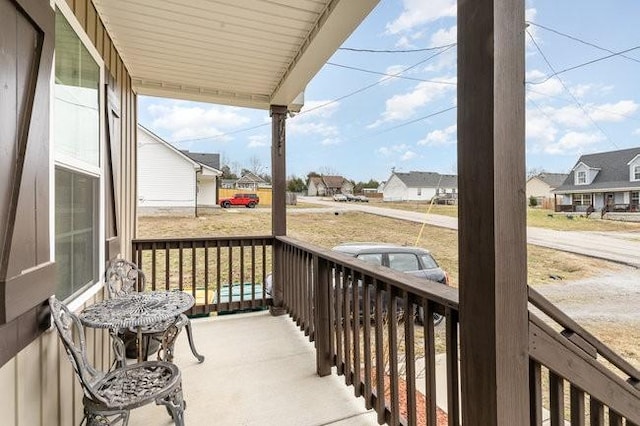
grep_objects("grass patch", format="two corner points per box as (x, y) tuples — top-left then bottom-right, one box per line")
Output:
(139, 210), (619, 287)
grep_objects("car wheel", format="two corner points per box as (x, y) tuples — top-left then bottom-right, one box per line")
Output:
(222, 201), (230, 208)
(415, 306), (444, 326)
(247, 202), (255, 208)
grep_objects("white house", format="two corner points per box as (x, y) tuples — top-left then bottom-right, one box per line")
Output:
(138, 126), (222, 214)
(526, 172), (568, 208)
(554, 147), (640, 213)
(382, 171), (457, 202)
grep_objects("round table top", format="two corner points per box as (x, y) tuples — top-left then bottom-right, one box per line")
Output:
(79, 290), (195, 329)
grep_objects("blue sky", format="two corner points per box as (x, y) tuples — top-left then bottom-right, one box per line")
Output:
(138, 0), (640, 183)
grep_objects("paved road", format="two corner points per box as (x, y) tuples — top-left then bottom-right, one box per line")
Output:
(298, 197), (640, 268)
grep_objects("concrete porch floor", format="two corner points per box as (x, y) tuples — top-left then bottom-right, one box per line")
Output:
(129, 310), (379, 426)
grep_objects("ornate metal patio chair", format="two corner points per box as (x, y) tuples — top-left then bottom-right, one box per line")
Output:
(106, 259), (205, 363)
(49, 296), (185, 426)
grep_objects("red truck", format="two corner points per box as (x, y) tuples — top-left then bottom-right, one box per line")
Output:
(218, 193), (259, 208)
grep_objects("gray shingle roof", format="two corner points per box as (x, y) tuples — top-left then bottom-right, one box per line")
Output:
(533, 173), (568, 189)
(181, 151), (220, 170)
(394, 171), (457, 188)
(554, 147), (640, 193)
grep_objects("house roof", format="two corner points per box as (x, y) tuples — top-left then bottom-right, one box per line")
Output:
(237, 172), (267, 184)
(554, 147), (640, 193)
(393, 171), (458, 189)
(530, 173), (568, 189)
(92, 0), (379, 111)
(308, 175), (350, 189)
(181, 151), (220, 170)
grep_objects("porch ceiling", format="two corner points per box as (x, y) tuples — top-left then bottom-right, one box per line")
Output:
(92, 0), (379, 111)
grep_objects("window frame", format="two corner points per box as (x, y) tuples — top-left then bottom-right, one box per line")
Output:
(53, 0), (106, 308)
(633, 165), (640, 181)
(576, 170), (587, 185)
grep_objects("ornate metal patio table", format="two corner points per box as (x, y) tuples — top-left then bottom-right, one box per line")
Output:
(79, 290), (195, 363)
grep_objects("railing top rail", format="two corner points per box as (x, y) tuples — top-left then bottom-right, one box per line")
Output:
(276, 236), (459, 310)
(132, 235), (275, 245)
(528, 286), (640, 384)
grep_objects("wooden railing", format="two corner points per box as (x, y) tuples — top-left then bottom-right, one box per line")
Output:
(131, 236), (274, 315)
(276, 236), (640, 426)
(278, 236), (461, 425)
(528, 287), (640, 426)
(131, 235), (639, 425)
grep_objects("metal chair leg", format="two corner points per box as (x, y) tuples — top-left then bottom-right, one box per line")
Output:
(182, 315), (205, 363)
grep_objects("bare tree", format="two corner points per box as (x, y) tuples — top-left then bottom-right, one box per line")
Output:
(247, 155), (266, 175)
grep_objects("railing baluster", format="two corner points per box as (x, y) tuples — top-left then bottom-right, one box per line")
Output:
(362, 274), (372, 409)
(570, 384), (585, 426)
(227, 243), (232, 312)
(204, 240), (209, 313)
(529, 360), (543, 426)
(178, 242), (184, 292)
(262, 239), (266, 304)
(335, 265), (344, 376)
(215, 240), (221, 311)
(240, 240), (245, 306)
(251, 242), (256, 309)
(343, 267), (352, 386)
(164, 243), (170, 290)
(446, 307), (460, 426)
(550, 372), (565, 426)
(151, 242), (157, 290)
(404, 291), (416, 426)
(374, 279), (385, 425)
(352, 271), (361, 398)
(424, 300), (437, 426)
(191, 241), (197, 304)
(387, 284), (400, 425)
(608, 410), (623, 426)
(590, 397), (604, 426)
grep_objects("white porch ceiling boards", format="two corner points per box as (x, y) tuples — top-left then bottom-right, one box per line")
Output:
(92, 0), (379, 110)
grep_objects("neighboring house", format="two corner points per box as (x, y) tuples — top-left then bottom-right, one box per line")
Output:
(236, 171), (270, 190)
(307, 175), (354, 196)
(138, 126), (222, 213)
(526, 172), (568, 208)
(382, 171), (458, 202)
(553, 147), (640, 213)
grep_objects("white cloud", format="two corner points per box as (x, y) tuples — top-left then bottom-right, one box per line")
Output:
(368, 77), (456, 127)
(634, 128), (640, 136)
(526, 70), (563, 99)
(589, 100), (639, 122)
(386, 0), (456, 34)
(379, 65), (407, 85)
(430, 25), (456, 46)
(288, 100), (341, 139)
(526, 107), (558, 144)
(320, 138), (340, 146)
(247, 135), (268, 148)
(543, 131), (603, 155)
(418, 124), (457, 146)
(147, 102), (250, 141)
(401, 150), (417, 161)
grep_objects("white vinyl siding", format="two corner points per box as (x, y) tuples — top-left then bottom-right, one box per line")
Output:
(137, 130), (197, 207)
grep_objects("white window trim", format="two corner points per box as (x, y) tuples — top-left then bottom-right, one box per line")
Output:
(576, 170), (587, 185)
(633, 165), (640, 182)
(53, 0), (107, 300)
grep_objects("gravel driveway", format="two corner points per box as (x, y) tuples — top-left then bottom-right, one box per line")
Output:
(535, 267), (640, 322)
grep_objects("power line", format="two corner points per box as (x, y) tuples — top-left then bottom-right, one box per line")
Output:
(297, 44), (456, 116)
(171, 45), (457, 144)
(526, 21), (640, 65)
(338, 43), (456, 54)
(326, 62), (457, 85)
(526, 29), (618, 149)
(366, 106), (457, 138)
(527, 44), (640, 85)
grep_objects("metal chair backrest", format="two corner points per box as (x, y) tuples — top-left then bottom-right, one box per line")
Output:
(106, 259), (146, 298)
(49, 296), (108, 405)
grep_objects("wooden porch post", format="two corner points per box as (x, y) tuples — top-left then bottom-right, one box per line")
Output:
(458, 0), (529, 425)
(270, 105), (288, 316)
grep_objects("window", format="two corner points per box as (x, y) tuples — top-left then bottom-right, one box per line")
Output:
(572, 194), (591, 206)
(420, 254), (439, 269)
(417, 188), (422, 196)
(54, 8), (102, 300)
(356, 254), (383, 266)
(632, 192), (639, 207)
(576, 171), (587, 185)
(388, 253), (420, 272)
(634, 165), (640, 181)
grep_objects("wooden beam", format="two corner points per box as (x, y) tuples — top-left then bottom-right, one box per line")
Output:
(457, 0), (528, 424)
